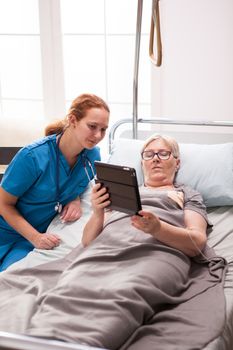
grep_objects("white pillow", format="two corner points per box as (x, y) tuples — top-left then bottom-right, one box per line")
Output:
(107, 138), (233, 207)
(107, 138), (145, 185)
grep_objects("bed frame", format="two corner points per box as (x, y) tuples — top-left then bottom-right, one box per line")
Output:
(0, 119), (232, 350)
(108, 118), (233, 153)
(0, 331), (107, 350)
(0, 147), (21, 181)
(107, 117), (233, 350)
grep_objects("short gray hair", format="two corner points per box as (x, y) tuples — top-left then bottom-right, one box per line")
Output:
(141, 134), (180, 159)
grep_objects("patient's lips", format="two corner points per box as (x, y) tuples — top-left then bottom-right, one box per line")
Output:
(151, 165), (162, 171)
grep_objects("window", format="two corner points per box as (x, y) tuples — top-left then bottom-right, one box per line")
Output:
(0, 0), (151, 153)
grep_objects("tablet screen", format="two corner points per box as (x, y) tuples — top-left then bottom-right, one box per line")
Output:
(94, 161), (142, 215)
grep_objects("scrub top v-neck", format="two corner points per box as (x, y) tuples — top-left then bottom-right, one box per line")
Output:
(0, 134), (100, 236)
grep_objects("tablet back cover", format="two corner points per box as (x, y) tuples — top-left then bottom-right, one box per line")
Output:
(95, 162), (142, 215)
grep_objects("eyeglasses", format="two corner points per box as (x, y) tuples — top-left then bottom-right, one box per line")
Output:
(141, 149), (173, 161)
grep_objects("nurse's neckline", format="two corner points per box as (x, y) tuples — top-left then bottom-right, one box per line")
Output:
(56, 133), (82, 169)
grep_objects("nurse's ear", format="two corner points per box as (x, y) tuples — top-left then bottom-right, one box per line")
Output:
(68, 114), (77, 128)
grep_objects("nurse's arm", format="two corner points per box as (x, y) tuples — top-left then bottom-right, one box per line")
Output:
(0, 187), (60, 249)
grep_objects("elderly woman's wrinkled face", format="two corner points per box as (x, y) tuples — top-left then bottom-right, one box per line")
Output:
(142, 138), (180, 187)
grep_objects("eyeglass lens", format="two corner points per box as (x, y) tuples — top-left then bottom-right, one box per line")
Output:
(142, 150), (171, 160)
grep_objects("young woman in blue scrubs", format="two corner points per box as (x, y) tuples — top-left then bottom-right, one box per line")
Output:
(0, 93), (110, 271)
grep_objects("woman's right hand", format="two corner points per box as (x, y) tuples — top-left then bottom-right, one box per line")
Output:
(91, 182), (110, 215)
(82, 183), (110, 247)
(32, 232), (61, 249)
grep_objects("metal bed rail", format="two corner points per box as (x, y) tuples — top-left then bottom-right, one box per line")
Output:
(108, 118), (233, 153)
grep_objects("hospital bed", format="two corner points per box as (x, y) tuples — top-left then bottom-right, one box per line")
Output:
(1, 0), (233, 346)
(0, 117), (232, 350)
(0, 147), (21, 181)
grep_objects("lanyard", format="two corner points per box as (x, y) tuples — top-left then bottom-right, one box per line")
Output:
(55, 133), (63, 213)
(54, 134), (96, 213)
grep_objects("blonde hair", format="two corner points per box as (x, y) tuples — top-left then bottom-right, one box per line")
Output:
(45, 93), (110, 136)
(141, 134), (180, 159)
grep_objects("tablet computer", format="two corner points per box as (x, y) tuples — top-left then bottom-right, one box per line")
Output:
(94, 161), (142, 215)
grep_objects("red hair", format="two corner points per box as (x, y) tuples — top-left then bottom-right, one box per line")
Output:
(45, 93), (109, 136)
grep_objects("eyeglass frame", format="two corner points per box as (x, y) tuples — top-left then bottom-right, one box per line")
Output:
(141, 149), (177, 161)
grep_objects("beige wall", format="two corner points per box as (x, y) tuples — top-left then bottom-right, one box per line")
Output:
(151, 0), (233, 123)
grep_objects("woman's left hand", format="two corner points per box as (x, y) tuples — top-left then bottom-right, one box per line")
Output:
(131, 210), (161, 236)
(60, 198), (82, 223)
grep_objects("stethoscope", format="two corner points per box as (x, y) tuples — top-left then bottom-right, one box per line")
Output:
(54, 133), (95, 213)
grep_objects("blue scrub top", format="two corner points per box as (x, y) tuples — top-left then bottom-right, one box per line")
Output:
(0, 134), (100, 235)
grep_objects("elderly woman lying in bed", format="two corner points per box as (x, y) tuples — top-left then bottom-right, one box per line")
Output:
(83, 134), (208, 256)
(0, 135), (227, 350)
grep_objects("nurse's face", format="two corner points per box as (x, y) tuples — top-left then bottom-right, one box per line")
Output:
(73, 107), (109, 149)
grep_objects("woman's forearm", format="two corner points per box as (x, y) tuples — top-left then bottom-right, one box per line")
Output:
(82, 211), (105, 247)
(155, 221), (207, 257)
(131, 210), (207, 257)
(0, 203), (41, 245)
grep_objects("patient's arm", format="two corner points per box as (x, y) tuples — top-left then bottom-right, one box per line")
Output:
(131, 209), (207, 257)
(82, 183), (110, 247)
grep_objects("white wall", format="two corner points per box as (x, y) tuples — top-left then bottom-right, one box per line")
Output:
(151, 0), (233, 122)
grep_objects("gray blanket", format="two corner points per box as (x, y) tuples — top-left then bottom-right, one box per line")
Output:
(0, 212), (227, 350)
